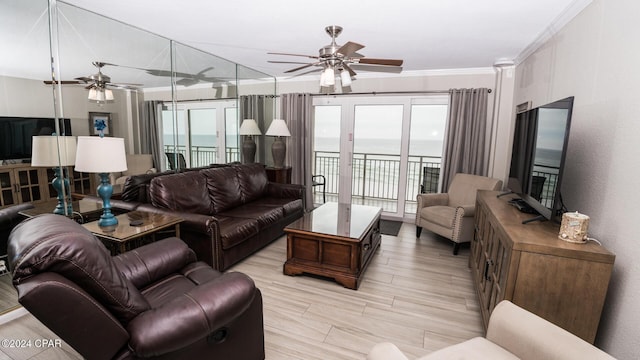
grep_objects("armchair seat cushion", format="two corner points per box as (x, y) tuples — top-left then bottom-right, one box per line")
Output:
(420, 206), (456, 228)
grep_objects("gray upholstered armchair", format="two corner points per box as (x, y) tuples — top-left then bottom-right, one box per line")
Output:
(415, 173), (502, 254)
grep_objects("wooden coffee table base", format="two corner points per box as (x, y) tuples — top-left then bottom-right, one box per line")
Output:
(283, 204), (381, 290)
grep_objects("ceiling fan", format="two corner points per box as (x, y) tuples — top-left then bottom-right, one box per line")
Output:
(268, 25), (403, 89)
(44, 61), (141, 103)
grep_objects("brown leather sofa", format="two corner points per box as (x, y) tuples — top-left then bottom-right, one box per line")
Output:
(106, 163), (305, 271)
(8, 214), (265, 360)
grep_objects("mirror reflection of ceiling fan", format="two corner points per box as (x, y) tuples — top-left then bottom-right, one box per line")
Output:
(268, 25), (403, 90)
(44, 61), (141, 103)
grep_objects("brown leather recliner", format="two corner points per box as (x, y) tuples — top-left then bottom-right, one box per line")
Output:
(8, 214), (265, 360)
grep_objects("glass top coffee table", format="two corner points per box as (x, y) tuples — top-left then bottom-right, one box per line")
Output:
(283, 202), (382, 289)
(82, 210), (183, 255)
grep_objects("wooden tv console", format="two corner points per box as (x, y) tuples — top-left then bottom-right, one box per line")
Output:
(471, 191), (615, 343)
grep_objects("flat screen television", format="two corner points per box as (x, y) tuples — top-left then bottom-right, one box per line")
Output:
(506, 96), (574, 223)
(0, 116), (72, 162)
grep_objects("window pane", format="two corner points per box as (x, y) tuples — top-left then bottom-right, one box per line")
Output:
(225, 107), (239, 163)
(189, 109), (217, 166)
(313, 106), (341, 204)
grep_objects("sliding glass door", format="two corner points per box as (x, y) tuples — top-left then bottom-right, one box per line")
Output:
(161, 100), (238, 169)
(312, 95), (448, 219)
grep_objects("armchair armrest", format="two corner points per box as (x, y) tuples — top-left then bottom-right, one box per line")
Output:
(366, 342), (410, 360)
(113, 237), (196, 289)
(487, 301), (615, 360)
(457, 204), (475, 217)
(127, 272), (257, 357)
(416, 193), (449, 209)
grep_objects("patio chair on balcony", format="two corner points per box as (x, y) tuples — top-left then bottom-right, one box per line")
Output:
(165, 152), (187, 170)
(312, 174), (326, 204)
(415, 173), (502, 255)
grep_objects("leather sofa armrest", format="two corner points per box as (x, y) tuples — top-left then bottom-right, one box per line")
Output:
(113, 237), (197, 289)
(266, 182), (305, 199)
(127, 272), (257, 357)
(135, 205), (219, 235)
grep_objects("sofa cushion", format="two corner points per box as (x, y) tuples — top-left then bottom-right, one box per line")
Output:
(216, 216), (260, 250)
(150, 171), (213, 215)
(202, 167), (243, 213)
(235, 164), (268, 203)
(219, 205), (284, 229)
(421, 205), (456, 228)
(251, 197), (303, 216)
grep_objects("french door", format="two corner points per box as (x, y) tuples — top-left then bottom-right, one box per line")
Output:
(313, 95), (448, 219)
(161, 100), (238, 169)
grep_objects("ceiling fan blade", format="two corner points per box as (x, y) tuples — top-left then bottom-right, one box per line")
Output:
(342, 63), (357, 77)
(337, 41), (364, 57)
(268, 52), (319, 60)
(43, 80), (84, 85)
(268, 60), (312, 65)
(284, 63), (319, 73)
(350, 63), (403, 73)
(357, 58), (404, 66)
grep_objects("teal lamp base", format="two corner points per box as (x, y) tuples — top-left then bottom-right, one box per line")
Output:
(97, 172), (118, 227)
(51, 168), (73, 215)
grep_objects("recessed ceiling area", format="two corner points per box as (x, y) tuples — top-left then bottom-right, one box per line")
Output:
(60, 0), (587, 78)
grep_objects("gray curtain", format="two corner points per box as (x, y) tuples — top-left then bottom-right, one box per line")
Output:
(140, 100), (161, 170)
(239, 95), (273, 164)
(280, 93), (313, 210)
(441, 88), (489, 192)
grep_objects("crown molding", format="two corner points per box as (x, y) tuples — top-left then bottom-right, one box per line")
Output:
(515, 0), (593, 65)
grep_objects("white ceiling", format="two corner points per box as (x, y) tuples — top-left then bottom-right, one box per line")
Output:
(58, 0), (586, 79)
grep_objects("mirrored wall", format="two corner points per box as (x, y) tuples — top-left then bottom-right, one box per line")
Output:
(0, 0), (275, 313)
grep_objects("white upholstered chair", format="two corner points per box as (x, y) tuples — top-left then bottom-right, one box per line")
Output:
(415, 173), (502, 254)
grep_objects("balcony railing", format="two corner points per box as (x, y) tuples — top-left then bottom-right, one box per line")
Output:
(163, 145), (239, 168)
(158, 146), (560, 215)
(314, 151), (441, 213)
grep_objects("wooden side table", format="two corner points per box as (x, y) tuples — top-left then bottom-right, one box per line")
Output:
(265, 166), (292, 184)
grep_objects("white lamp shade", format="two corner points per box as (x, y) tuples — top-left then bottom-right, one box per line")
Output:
(74, 136), (127, 173)
(31, 136), (77, 167)
(239, 119), (262, 135)
(265, 119), (291, 137)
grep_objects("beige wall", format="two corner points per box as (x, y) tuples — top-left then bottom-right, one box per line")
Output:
(514, 0), (640, 357)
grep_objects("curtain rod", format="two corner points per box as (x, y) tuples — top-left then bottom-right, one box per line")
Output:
(310, 89), (491, 96)
(159, 89), (491, 103)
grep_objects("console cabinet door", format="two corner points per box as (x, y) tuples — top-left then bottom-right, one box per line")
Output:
(0, 169), (18, 207)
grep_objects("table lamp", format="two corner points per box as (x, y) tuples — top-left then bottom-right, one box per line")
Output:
(74, 135), (127, 227)
(265, 119), (291, 168)
(31, 135), (77, 215)
(239, 119), (262, 163)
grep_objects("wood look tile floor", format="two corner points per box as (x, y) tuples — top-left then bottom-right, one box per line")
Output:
(0, 223), (483, 359)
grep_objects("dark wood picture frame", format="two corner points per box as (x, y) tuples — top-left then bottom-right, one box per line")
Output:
(89, 112), (112, 136)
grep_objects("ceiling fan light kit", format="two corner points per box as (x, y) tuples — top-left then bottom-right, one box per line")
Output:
(88, 87), (114, 103)
(268, 25), (403, 91)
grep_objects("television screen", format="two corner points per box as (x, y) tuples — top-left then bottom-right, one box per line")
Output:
(0, 117), (72, 161)
(507, 97), (574, 222)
